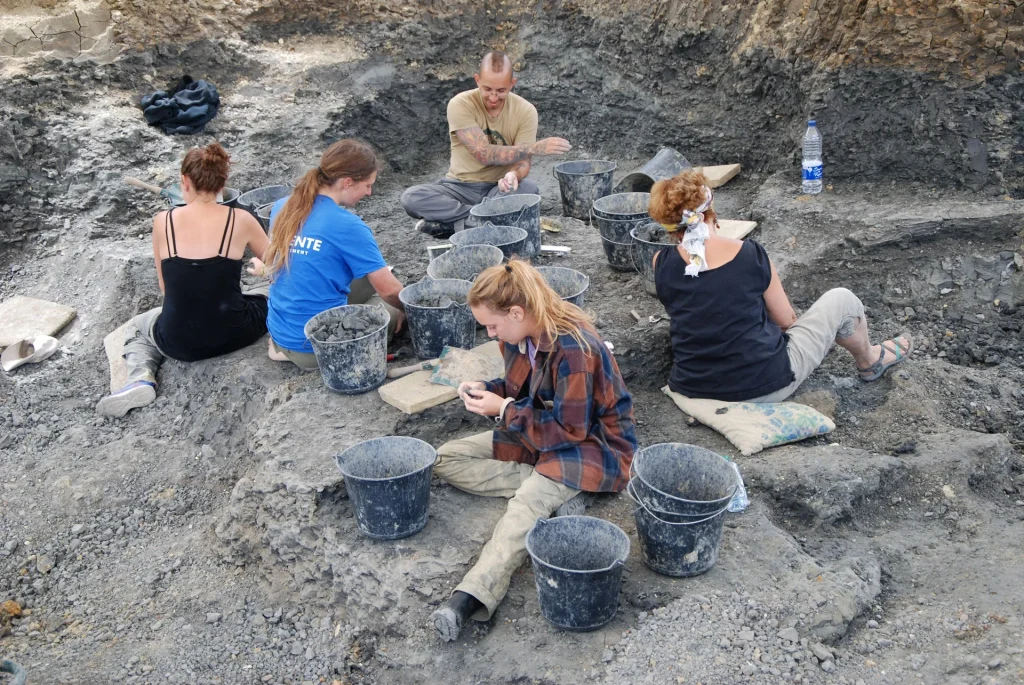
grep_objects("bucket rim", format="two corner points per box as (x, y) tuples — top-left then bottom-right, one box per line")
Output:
(600, 234), (635, 247)
(554, 160), (618, 176)
(627, 478), (734, 525)
(595, 213), (652, 224)
(237, 184), (292, 206)
(631, 442), (738, 507)
(334, 436), (437, 482)
(304, 304), (390, 345)
(630, 225), (675, 248)
(426, 244), (504, 280)
(399, 278), (473, 309)
(449, 224), (529, 247)
(535, 266), (590, 299)
(525, 515), (630, 574)
(469, 193), (542, 216)
(592, 192), (651, 209)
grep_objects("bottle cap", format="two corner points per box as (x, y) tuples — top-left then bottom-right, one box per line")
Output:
(808, 119), (817, 126)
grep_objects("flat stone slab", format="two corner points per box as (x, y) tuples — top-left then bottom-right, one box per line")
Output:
(717, 219), (757, 240)
(103, 321), (133, 392)
(695, 163), (741, 188)
(378, 340), (503, 415)
(0, 295), (77, 348)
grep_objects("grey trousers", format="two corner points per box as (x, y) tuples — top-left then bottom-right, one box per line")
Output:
(122, 283), (270, 386)
(400, 177), (540, 224)
(272, 275), (401, 371)
(748, 288), (866, 403)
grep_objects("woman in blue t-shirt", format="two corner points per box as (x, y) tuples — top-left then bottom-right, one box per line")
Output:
(248, 139), (405, 370)
(649, 169), (911, 403)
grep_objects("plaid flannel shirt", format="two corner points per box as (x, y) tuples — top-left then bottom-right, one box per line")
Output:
(482, 327), (638, 493)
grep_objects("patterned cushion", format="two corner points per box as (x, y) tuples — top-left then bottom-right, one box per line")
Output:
(662, 386), (835, 456)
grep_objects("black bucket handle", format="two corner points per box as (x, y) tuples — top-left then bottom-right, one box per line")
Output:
(528, 516), (628, 573)
(626, 479), (733, 526)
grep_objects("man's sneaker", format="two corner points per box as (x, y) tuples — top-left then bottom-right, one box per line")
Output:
(96, 381), (156, 418)
(553, 492), (595, 517)
(415, 219), (456, 239)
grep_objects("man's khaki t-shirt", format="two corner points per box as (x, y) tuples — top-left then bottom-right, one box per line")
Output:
(446, 89), (538, 183)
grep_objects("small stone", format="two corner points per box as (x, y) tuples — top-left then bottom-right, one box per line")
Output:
(36, 554), (54, 574)
(150, 620), (163, 631)
(602, 649), (614, 663)
(821, 660), (835, 673)
(206, 613), (221, 624)
(987, 658), (1003, 669)
(305, 647), (314, 660)
(738, 630), (755, 641)
(740, 663), (756, 676)
(810, 643), (834, 662)
(866, 619), (879, 629)
(4, 540), (18, 553)
(71, 524), (85, 535)
(290, 643), (303, 656)
(779, 627), (799, 642)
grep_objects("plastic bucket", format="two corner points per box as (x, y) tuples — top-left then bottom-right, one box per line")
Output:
(526, 516), (630, 631)
(399, 279), (476, 359)
(630, 443), (738, 518)
(449, 223), (529, 260)
(335, 436), (436, 540)
(237, 185), (291, 217)
(304, 304), (389, 394)
(1, 659), (27, 685)
(592, 192), (651, 222)
(536, 266), (590, 307)
(469, 194), (542, 258)
(630, 223), (673, 296)
(169, 186), (240, 208)
(629, 479), (729, 577)
(596, 213), (650, 243)
(255, 202), (274, 232)
(614, 148), (692, 193)
(426, 244), (504, 281)
(553, 160), (617, 220)
(601, 235), (635, 272)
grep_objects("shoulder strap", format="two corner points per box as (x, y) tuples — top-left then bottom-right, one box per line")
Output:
(165, 209), (178, 257)
(218, 207), (235, 257)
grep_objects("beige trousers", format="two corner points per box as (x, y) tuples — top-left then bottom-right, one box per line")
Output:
(434, 431), (579, 620)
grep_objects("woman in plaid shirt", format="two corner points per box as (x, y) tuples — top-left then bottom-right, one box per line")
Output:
(430, 260), (638, 641)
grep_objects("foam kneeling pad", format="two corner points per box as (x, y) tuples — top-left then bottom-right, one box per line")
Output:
(661, 386), (835, 456)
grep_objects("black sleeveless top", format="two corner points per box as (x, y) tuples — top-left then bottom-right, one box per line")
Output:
(153, 208), (268, 362)
(654, 239), (794, 401)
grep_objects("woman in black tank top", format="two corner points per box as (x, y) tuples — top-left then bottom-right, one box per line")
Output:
(649, 170), (911, 403)
(96, 143), (272, 418)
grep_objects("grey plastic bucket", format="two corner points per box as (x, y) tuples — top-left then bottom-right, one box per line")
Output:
(335, 436), (436, 540)
(1, 659), (27, 685)
(469, 194), (542, 258)
(238, 184), (291, 217)
(304, 304), (390, 394)
(399, 279), (476, 359)
(630, 223), (672, 296)
(255, 202), (274, 231)
(536, 266), (589, 307)
(629, 478), (729, 577)
(449, 223), (529, 260)
(613, 148), (692, 193)
(553, 160), (617, 220)
(168, 186), (240, 208)
(630, 443), (738, 518)
(526, 516), (630, 631)
(592, 192), (651, 221)
(601, 235), (635, 272)
(426, 244), (504, 281)
(596, 213), (650, 243)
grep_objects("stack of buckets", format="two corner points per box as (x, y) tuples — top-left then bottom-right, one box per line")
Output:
(628, 443), (738, 577)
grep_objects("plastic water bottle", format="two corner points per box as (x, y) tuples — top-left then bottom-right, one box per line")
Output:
(801, 119), (823, 195)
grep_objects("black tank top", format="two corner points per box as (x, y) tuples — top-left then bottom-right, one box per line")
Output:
(654, 240), (794, 401)
(153, 208), (268, 362)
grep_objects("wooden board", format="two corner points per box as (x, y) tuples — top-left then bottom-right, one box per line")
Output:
(694, 164), (741, 189)
(717, 219), (758, 241)
(379, 340), (503, 415)
(0, 295), (76, 348)
(103, 321), (133, 392)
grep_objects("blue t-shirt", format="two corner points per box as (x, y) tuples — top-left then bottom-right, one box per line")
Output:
(267, 195), (388, 352)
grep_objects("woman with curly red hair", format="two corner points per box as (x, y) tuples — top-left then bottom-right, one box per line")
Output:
(649, 169), (911, 402)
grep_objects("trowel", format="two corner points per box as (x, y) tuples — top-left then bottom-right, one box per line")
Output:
(124, 176), (184, 205)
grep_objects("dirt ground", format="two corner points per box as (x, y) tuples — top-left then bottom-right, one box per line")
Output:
(3, 3), (1024, 684)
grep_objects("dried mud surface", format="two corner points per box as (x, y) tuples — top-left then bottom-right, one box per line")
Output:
(2, 3), (1024, 685)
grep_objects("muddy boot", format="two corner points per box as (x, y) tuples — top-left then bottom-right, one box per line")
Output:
(431, 591), (483, 642)
(553, 492), (594, 517)
(416, 219), (463, 239)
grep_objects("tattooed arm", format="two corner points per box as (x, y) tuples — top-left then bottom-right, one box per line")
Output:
(455, 127), (571, 167)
